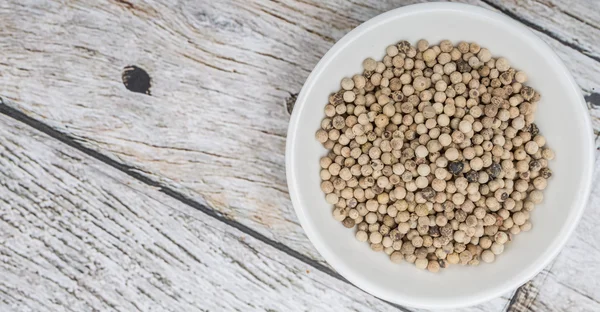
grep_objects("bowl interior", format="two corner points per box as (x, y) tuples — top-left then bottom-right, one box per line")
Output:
(287, 3), (594, 309)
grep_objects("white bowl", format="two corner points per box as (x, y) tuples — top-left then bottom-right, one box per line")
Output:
(286, 2), (594, 309)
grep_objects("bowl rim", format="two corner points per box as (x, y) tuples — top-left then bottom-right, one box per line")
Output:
(286, 2), (595, 309)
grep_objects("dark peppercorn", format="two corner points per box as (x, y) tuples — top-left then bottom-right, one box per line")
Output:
(487, 163), (502, 179)
(429, 225), (441, 237)
(422, 186), (436, 199)
(540, 168), (552, 179)
(448, 161), (465, 175)
(528, 123), (540, 136)
(438, 259), (448, 269)
(465, 170), (479, 183)
(329, 91), (345, 106)
(363, 70), (374, 79)
(397, 40), (411, 53)
(342, 217), (355, 228)
(382, 131), (392, 140)
(529, 160), (542, 172)
(457, 59), (472, 73)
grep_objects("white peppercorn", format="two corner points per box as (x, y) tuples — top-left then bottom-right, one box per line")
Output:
(317, 39), (552, 272)
(495, 57), (510, 72)
(481, 250), (495, 263)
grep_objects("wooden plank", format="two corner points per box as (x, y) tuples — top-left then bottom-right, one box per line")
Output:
(0, 113), (409, 311)
(1, 0), (600, 265)
(0, 109), (520, 311)
(506, 153), (600, 312)
(464, 2), (600, 308)
(483, 0), (600, 62)
(0, 0), (599, 309)
(421, 291), (516, 312)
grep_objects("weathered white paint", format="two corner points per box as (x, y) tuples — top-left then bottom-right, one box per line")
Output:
(507, 153), (600, 312)
(0, 112), (519, 312)
(484, 0), (600, 62)
(1, 0), (599, 265)
(0, 114), (406, 311)
(0, 0), (598, 310)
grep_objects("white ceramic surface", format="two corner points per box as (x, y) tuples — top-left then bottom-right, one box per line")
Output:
(286, 2), (594, 309)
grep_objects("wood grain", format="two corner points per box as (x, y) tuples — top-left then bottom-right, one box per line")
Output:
(0, 110), (521, 312)
(483, 0), (600, 62)
(0, 0), (599, 310)
(479, 0), (600, 134)
(0, 113), (407, 312)
(2, 0), (600, 264)
(507, 153), (600, 312)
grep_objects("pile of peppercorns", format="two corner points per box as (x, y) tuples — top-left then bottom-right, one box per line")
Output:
(315, 39), (554, 272)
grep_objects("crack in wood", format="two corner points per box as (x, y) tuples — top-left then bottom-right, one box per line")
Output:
(0, 0), (600, 307)
(285, 92), (298, 115)
(113, 0), (135, 10)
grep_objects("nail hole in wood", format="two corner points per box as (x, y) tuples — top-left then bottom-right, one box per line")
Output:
(122, 65), (151, 95)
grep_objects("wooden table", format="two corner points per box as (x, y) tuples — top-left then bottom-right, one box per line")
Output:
(0, 0), (598, 311)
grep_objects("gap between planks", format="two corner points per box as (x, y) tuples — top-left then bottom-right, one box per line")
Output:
(476, 1), (600, 308)
(479, 0), (600, 64)
(2, 0), (598, 309)
(0, 113), (408, 312)
(0, 97), (391, 307)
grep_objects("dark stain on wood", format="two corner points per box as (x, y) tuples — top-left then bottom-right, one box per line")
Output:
(74, 45), (98, 56)
(285, 92), (298, 115)
(506, 280), (540, 312)
(585, 92), (600, 107)
(113, 0), (135, 10)
(122, 65), (151, 95)
(110, 0), (156, 17)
